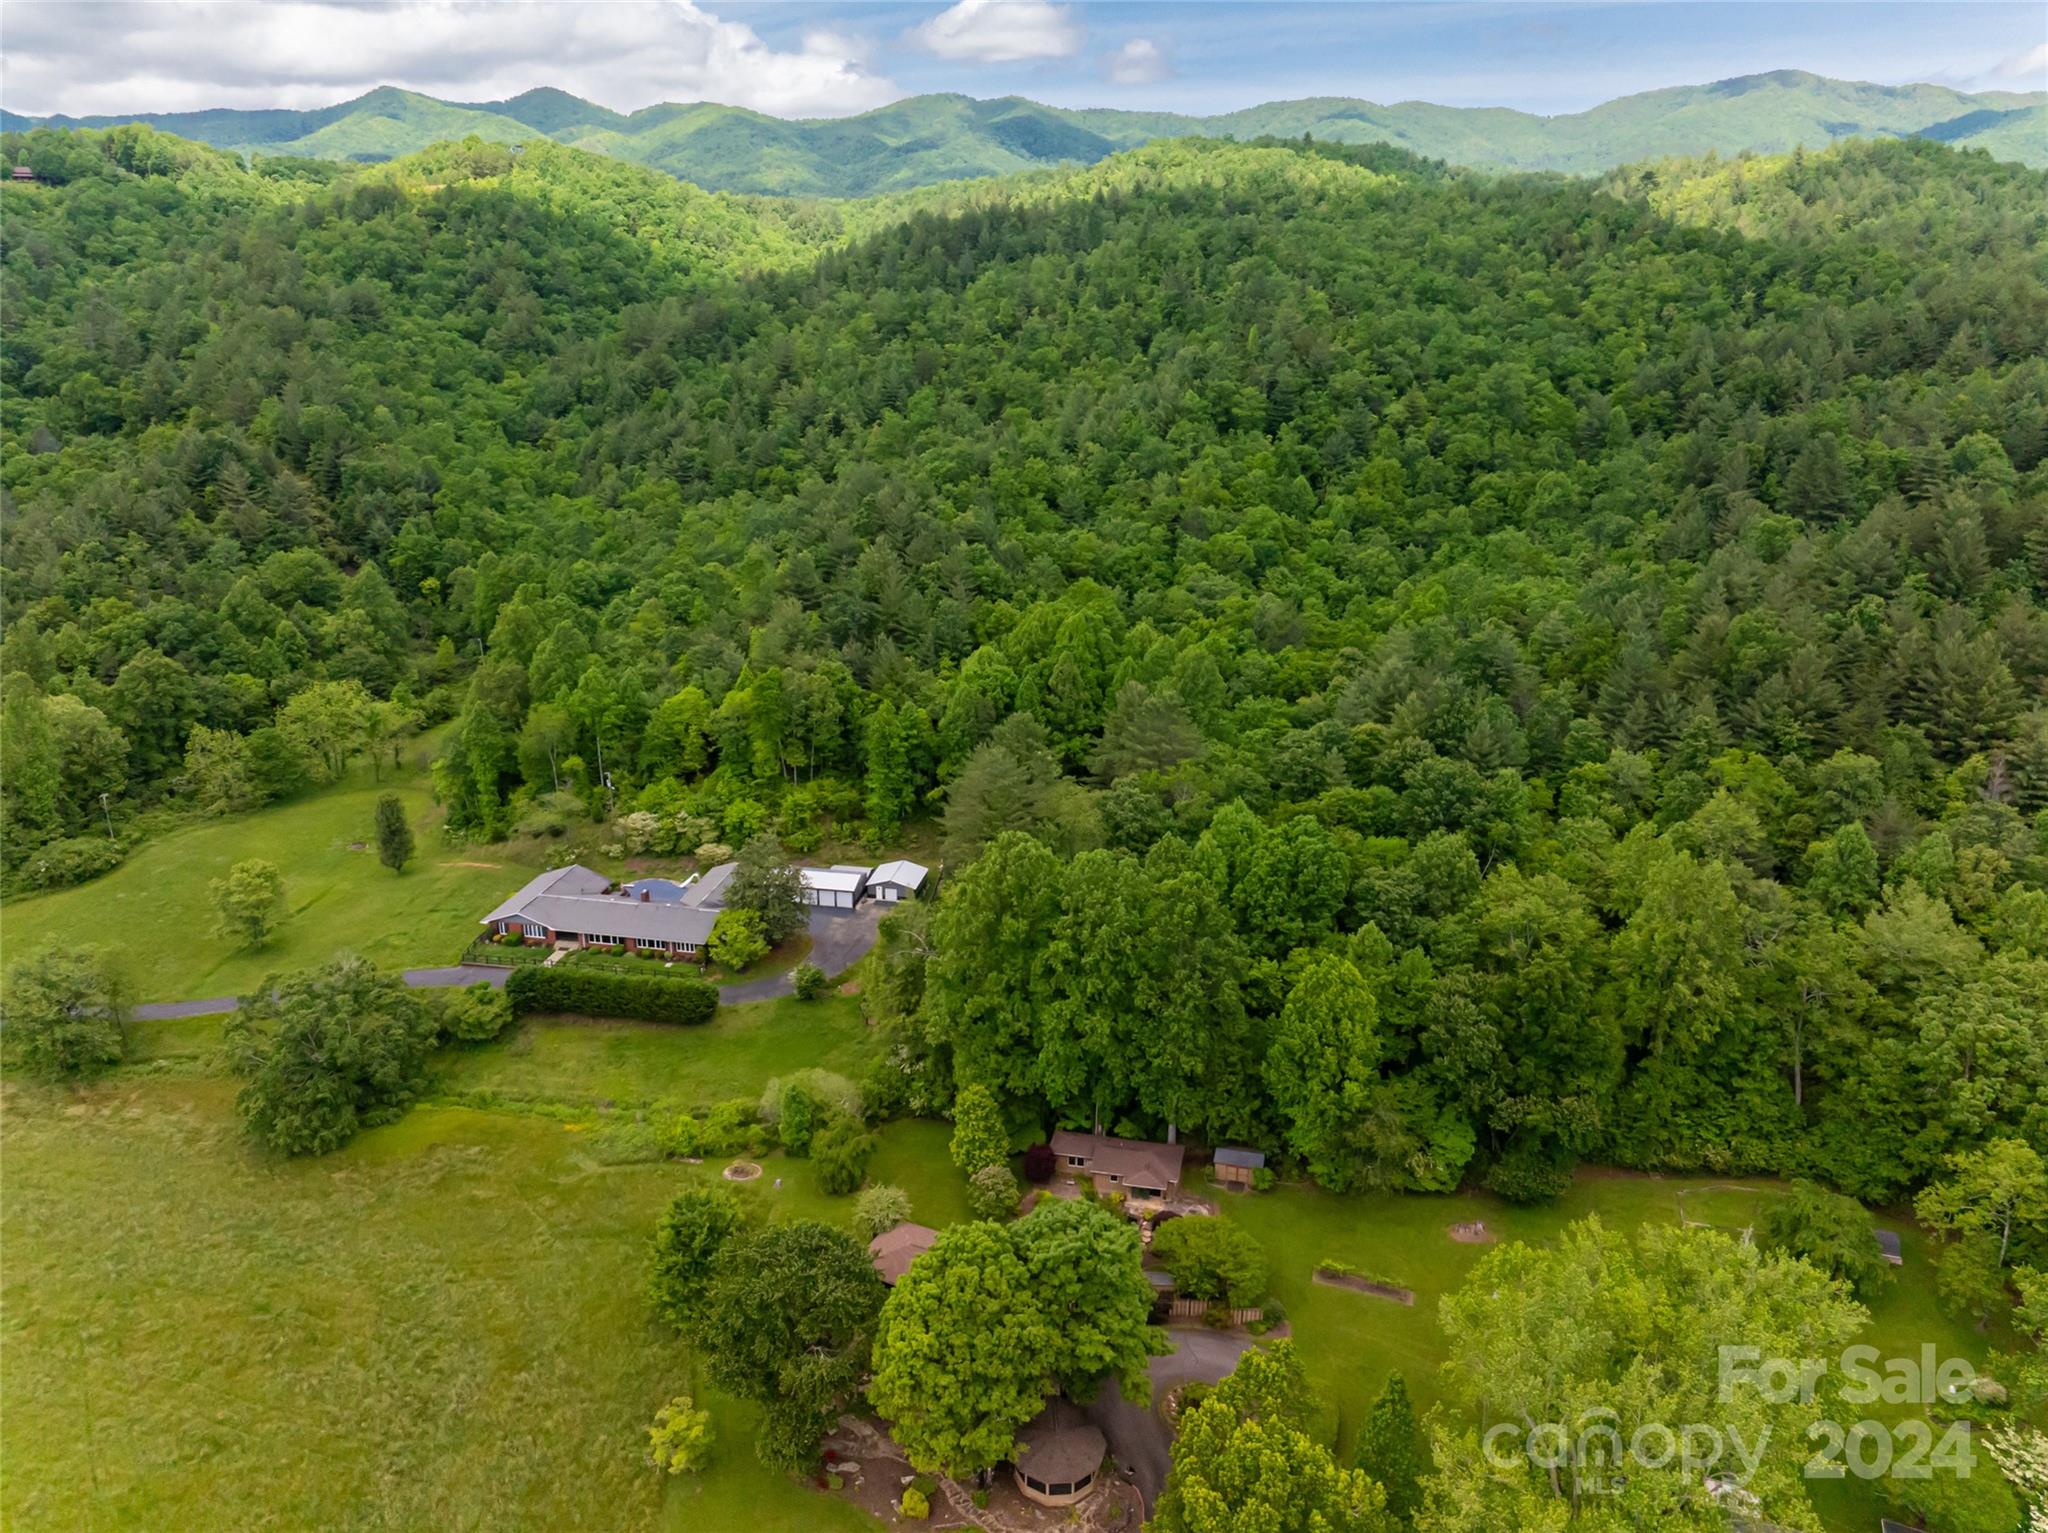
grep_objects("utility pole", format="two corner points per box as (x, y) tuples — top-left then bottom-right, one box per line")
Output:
(100, 791), (115, 841)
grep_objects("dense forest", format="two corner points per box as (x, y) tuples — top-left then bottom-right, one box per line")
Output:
(2, 123), (2045, 1212)
(7, 71), (2042, 193)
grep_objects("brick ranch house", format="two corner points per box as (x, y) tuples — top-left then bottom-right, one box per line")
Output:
(480, 863), (724, 958)
(1048, 1130), (1187, 1200)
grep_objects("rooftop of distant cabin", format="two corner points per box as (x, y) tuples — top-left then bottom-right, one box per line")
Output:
(867, 1222), (938, 1284)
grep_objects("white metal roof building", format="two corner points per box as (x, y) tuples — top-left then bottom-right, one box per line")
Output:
(799, 865), (870, 908)
(868, 859), (929, 901)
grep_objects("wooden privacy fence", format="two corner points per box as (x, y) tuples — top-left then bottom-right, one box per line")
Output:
(1168, 1299), (1264, 1326)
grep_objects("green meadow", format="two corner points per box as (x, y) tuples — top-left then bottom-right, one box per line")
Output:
(2, 749), (553, 1004)
(0, 778), (2001, 1533)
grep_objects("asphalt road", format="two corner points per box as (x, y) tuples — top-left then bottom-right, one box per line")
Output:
(1086, 1328), (1257, 1509)
(130, 964), (510, 1021)
(125, 910), (883, 1018)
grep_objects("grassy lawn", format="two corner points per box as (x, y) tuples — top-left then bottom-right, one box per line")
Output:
(1, 1073), (957, 1532)
(2, 750), (553, 1004)
(433, 995), (874, 1115)
(0, 1076), (878, 1532)
(1219, 1169), (1998, 1533)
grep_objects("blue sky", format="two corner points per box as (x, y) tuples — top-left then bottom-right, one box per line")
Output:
(4, 1), (2044, 120)
(745, 1), (2048, 115)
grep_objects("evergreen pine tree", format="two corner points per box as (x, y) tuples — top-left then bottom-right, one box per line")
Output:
(374, 792), (414, 875)
(1352, 1369), (1424, 1526)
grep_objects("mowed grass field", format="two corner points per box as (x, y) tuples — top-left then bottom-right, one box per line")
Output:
(1220, 1168), (1996, 1533)
(2, 746), (553, 1004)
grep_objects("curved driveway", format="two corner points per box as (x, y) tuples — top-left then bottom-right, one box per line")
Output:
(1087, 1328), (1258, 1510)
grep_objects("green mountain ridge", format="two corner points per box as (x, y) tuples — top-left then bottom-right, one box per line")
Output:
(3, 68), (2042, 194)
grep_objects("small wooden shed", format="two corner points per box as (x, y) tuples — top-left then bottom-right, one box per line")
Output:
(1212, 1146), (1266, 1189)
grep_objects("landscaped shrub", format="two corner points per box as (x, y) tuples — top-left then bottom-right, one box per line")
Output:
(778, 1083), (822, 1157)
(504, 964), (717, 1025)
(430, 981), (511, 1043)
(899, 1486), (929, 1520)
(854, 1184), (913, 1239)
(14, 834), (126, 892)
(589, 1116), (667, 1165)
(709, 907), (769, 971)
(790, 961), (828, 1000)
(968, 1163), (1022, 1221)
(1022, 1142), (1056, 1184)
(646, 1394), (713, 1475)
(759, 1069), (863, 1128)
(813, 1114), (877, 1195)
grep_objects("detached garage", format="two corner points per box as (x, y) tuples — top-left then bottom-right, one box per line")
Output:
(799, 865), (869, 908)
(869, 860), (929, 902)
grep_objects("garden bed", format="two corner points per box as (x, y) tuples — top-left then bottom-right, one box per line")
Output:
(1312, 1266), (1414, 1305)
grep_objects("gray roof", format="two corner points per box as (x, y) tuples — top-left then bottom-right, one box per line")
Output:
(512, 892), (718, 946)
(1874, 1229), (1904, 1262)
(871, 859), (928, 889)
(1049, 1130), (1185, 1191)
(481, 864), (610, 924)
(1014, 1400), (1105, 1484)
(867, 1222), (938, 1284)
(1214, 1147), (1266, 1170)
(682, 862), (737, 908)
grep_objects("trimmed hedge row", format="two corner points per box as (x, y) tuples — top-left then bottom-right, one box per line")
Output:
(505, 965), (719, 1025)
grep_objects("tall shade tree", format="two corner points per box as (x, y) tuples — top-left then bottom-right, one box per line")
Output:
(725, 832), (807, 946)
(224, 955), (435, 1155)
(1, 943), (127, 1079)
(1433, 1218), (1866, 1528)
(648, 1186), (742, 1332)
(210, 858), (286, 948)
(867, 1220), (1048, 1476)
(922, 832), (1062, 1100)
(275, 679), (375, 783)
(869, 1198), (1161, 1477)
(1152, 1341), (1387, 1533)
(696, 1221), (885, 1471)
(1264, 953), (1384, 1191)
(1916, 1139), (2048, 1268)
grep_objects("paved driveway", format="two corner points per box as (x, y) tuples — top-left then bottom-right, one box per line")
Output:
(720, 903), (884, 1003)
(1086, 1328), (1257, 1509)
(129, 909), (884, 1019)
(131, 964), (509, 1021)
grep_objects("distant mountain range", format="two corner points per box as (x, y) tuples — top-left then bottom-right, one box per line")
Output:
(6, 70), (2042, 196)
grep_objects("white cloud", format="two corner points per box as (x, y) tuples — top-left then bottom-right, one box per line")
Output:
(1977, 40), (2047, 89)
(1103, 37), (1170, 87)
(909, 0), (1082, 65)
(0, 1), (901, 119)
